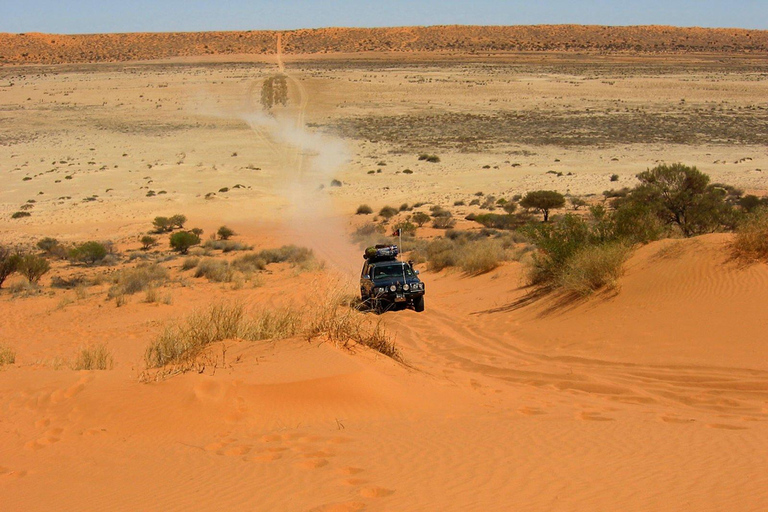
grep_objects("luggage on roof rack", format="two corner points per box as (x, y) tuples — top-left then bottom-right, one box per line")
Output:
(364, 244), (399, 261)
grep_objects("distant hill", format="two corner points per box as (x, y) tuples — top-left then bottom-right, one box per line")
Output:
(1, 25), (767, 65)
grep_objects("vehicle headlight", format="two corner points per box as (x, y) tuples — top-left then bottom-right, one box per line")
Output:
(403, 283), (410, 291)
(375, 287), (384, 293)
(389, 285), (396, 292)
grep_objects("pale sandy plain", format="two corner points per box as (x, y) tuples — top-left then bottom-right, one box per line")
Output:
(1, 43), (768, 512)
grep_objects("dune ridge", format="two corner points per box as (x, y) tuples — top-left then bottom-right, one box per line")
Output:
(1, 25), (768, 65)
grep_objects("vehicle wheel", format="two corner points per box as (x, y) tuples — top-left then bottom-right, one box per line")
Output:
(414, 295), (425, 312)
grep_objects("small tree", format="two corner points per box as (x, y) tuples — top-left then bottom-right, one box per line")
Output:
(17, 254), (50, 284)
(190, 227), (204, 237)
(520, 190), (566, 222)
(356, 204), (373, 215)
(170, 231), (200, 254)
(217, 226), (235, 240)
(140, 235), (157, 250)
(379, 206), (398, 220)
(412, 212), (431, 227)
(502, 201), (518, 214)
(152, 216), (172, 233)
(630, 163), (732, 237)
(69, 241), (108, 265)
(169, 214), (187, 229)
(0, 247), (21, 289)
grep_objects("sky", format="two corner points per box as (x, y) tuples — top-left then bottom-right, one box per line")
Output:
(1, 0), (766, 34)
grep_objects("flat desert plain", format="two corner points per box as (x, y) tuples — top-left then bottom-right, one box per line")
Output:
(1, 41), (768, 511)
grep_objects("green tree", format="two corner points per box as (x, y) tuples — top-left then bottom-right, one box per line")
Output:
(217, 226), (235, 240)
(520, 190), (566, 222)
(0, 247), (21, 289)
(169, 214), (187, 229)
(69, 241), (108, 265)
(411, 212), (431, 227)
(170, 231), (201, 254)
(629, 163), (732, 237)
(140, 235), (157, 250)
(17, 254), (50, 284)
(152, 216), (172, 233)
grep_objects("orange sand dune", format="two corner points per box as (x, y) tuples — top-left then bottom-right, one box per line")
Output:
(2, 233), (767, 511)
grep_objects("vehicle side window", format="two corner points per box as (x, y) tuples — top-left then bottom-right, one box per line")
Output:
(361, 263), (369, 278)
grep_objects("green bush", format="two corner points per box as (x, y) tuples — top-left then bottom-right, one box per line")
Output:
(356, 204), (373, 215)
(520, 190), (566, 222)
(69, 241), (108, 265)
(140, 235), (157, 250)
(169, 231), (201, 254)
(17, 254), (50, 284)
(217, 226), (235, 240)
(393, 221), (417, 237)
(411, 211), (431, 227)
(0, 247), (21, 289)
(379, 206), (398, 219)
(169, 214), (187, 229)
(152, 216), (173, 233)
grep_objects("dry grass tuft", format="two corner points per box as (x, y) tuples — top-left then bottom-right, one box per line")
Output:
(72, 344), (113, 370)
(0, 345), (16, 366)
(733, 207), (768, 261)
(194, 258), (232, 282)
(556, 243), (631, 296)
(108, 263), (169, 298)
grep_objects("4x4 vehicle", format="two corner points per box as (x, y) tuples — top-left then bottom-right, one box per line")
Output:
(360, 245), (425, 312)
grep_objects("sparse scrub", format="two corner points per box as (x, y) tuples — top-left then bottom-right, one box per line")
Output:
(181, 256), (200, 270)
(411, 212), (431, 227)
(432, 217), (456, 229)
(556, 243), (631, 296)
(379, 206), (398, 219)
(72, 344), (113, 370)
(194, 258), (233, 282)
(108, 263), (169, 298)
(169, 231), (201, 254)
(217, 226), (235, 240)
(17, 254), (50, 284)
(733, 207), (768, 260)
(0, 345), (16, 366)
(356, 204), (373, 215)
(37, 237), (66, 257)
(69, 241), (108, 265)
(0, 247), (21, 289)
(204, 239), (251, 252)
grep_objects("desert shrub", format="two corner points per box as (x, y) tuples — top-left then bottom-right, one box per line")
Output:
(11, 211), (31, 219)
(417, 235), (515, 274)
(17, 254), (50, 284)
(356, 204), (373, 215)
(181, 256), (200, 270)
(152, 216), (173, 233)
(145, 303), (300, 368)
(557, 243), (631, 296)
(454, 200), (466, 206)
(418, 154), (440, 163)
(392, 221), (417, 237)
(330, 179), (342, 187)
(570, 197), (588, 210)
(610, 174), (619, 182)
(232, 253), (267, 273)
(622, 163), (734, 237)
(37, 237), (63, 255)
(455, 238), (510, 274)
(430, 205), (451, 218)
(399, 203), (410, 212)
(72, 344), (113, 370)
(140, 235), (157, 250)
(473, 213), (518, 230)
(0, 247), (21, 289)
(520, 190), (566, 222)
(194, 258), (232, 282)
(733, 207), (768, 260)
(432, 217), (456, 229)
(0, 345), (15, 366)
(169, 214), (187, 229)
(738, 195), (768, 213)
(51, 275), (88, 289)
(258, 245), (315, 266)
(204, 239), (251, 252)
(502, 201), (518, 214)
(379, 206), (398, 219)
(69, 241), (108, 265)
(108, 263), (168, 297)
(217, 226), (235, 240)
(411, 211), (431, 227)
(169, 231), (201, 254)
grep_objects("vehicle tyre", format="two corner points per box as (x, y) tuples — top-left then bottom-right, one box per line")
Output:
(414, 295), (425, 312)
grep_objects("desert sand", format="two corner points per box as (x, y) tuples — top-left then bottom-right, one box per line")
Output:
(1, 28), (768, 511)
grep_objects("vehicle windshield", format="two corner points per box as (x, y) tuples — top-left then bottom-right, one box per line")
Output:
(372, 263), (414, 280)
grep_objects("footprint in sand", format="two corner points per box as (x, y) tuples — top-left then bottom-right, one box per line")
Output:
(578, 411), (614, 422)
(706, 423), (749, 430)
(359, 486), (394, 498)
(308, 501), (366, 512)
(296, 459), (329, 469)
